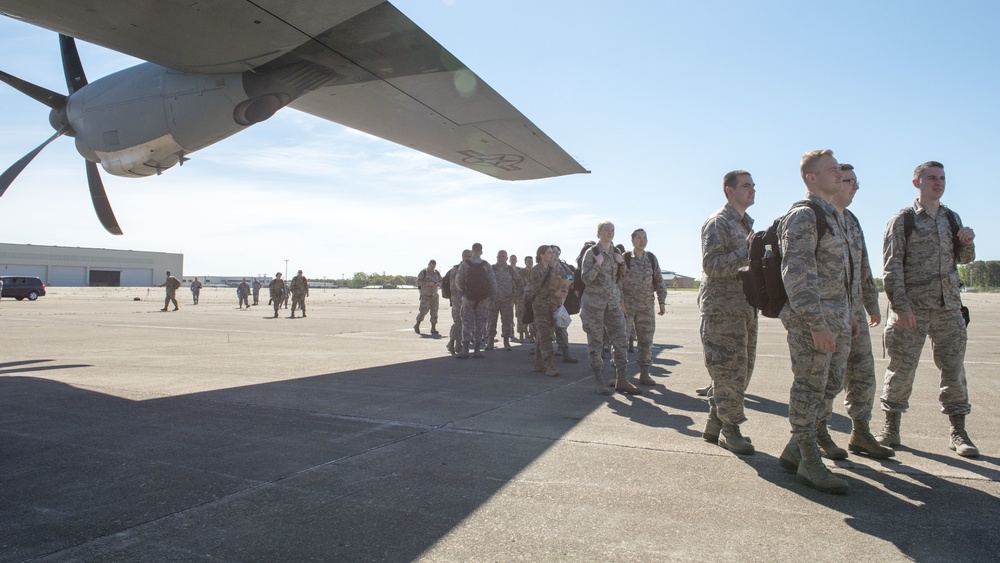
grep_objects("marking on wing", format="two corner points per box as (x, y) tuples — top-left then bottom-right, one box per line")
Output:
(457, 150), (524, 172)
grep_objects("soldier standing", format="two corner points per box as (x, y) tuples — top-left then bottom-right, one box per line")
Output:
(520, 255), (535, 343)
(455, 243), (497, 358)
(161, 271), (181, 311)
(268, 273), (285, 319)
(414, 260), (441, 335)
(622, 228), (668, 387)
(530, 245), (565, 377)
(509, 254), (526, 342)
(580, 221), (635, 395)
(831, 164), (894, 459)
(252, 277), (262, 305)
(237, 278), (251, 309)
(698, 171), (757, 455)
(877, 161), (978, 457)
(777, 150), (853, 494)
(290, 270), (309, 318)
(190, 277), (202, 305)
(446, 250), (472, 355)
(486, 250), (523, 351)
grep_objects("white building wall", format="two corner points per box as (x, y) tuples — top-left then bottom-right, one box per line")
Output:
(0, 243), (182, 287)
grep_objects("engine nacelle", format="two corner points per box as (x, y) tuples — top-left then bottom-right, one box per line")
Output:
(66, 63), (287, 177)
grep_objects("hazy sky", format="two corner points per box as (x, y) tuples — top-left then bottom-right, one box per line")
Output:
(1, 1), (997, 281)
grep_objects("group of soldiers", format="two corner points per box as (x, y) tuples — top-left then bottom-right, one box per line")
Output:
(700, 152), (978, 496)
(161, 270), (310, 318)
(414, 228), (669, 394)
(414, 152), (979, 496)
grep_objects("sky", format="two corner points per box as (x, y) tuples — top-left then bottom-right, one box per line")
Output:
(1, 0), (998, 282)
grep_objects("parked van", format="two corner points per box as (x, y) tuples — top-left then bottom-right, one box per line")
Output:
(1, 276), (46, 300)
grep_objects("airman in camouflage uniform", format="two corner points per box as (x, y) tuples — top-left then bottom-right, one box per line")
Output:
(268, 272), (286, 319)
(486, 250), (523, 351)
(161, 271), (181, 311)
(777, 150), (853, 494)
(698, 171), (757, 456)
(531, 245), (565, 377)
(510, 255), (526, 341)
(580, 221), (635, 396)
(552, 246), (580, 364)
(518, 256), (534, 342)
(414, 260), (441, 336)
(290, 270), (309, 318)
(829, 164), (894, 459)
(456, 243), (497, 358)
(877, 161), (978, 457)
(622, 228), (668, 387)
(446, 250), (471, 355)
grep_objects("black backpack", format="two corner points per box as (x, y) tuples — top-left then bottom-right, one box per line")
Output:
(440, 268), (454, 299)
(464, 261), (490, 302)
(738, 200), (829, 318)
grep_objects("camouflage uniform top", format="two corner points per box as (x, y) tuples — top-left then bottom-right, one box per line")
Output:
(530, 263), (560, 304)
(778, 194), (851, 332)
(269, 278), (286, 299)
(883, 200), (974, 313)
(237, 281), (250, 298)
(290, 274), (309, 296)
(622, 250), (668, 310)
(447, 264), (464, 305)
(516, 267), (532, 299)
(580, 244), (626, 307)
(491, 263), (523, 302)
(844, 210), (880, 320)
(456, 257), (497, 299)
(165, 276), (181, 293)
(698, 203), (754, 316)
(417, 268), (441, 297)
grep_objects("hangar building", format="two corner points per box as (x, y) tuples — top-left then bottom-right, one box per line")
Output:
(0, 243), (182, 287)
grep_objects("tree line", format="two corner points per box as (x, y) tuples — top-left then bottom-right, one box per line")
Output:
(959, 261), (1000, 290)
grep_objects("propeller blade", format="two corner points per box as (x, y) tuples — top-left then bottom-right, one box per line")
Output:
(59, 34), (88, 94)
(0, 126), (69, 197)
(85, 160), (123, 235)
(0, 70), (67, 110)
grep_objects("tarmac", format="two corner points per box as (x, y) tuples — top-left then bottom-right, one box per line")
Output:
(2, 287), (999, 562)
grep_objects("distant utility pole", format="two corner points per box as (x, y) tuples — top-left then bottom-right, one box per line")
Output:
(284, 258), (289, 280)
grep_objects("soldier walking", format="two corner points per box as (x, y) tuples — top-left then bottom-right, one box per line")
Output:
(414, 260), (441, 335)
(622, 228), (668, 387)
(290, 270), (309, 318)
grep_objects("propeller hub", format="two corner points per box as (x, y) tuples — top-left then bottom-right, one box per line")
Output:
(49, 106), (76, 137)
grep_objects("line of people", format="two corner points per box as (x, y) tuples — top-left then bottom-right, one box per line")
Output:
(700, 152), (978, 496)
(163, 270), (310, 319)
(417, 227), (669, 395)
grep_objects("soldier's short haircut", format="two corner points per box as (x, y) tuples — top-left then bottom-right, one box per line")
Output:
(914, 161), (944, 180)
(596, 220), (614, 235)
(472, 242), (483, 252)
(722, 170), (750, 195)
(839, 163), (854, 171)
(800, 149), (834, 180)
(429, 260), (436, 266)
(631, 228), (646, 240)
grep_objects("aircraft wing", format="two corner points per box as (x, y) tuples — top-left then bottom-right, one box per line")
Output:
(0, 0), (588, 180)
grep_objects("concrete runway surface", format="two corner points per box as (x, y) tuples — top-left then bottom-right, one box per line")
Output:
(2, 287), (999, 562)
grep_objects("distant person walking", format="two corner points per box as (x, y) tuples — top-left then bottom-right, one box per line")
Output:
(237, 278), (251, 309)
(414, 259), (442, 335)
(161, 271), (181, 311)
(190, 277), (202, 305)
(290, 270), (309, 318)
(269, 273), (286, 318)
(252, 277), (262, 305)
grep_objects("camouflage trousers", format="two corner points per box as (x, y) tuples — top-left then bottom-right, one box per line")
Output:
(487, 298), (514, 339)
(625, 301), (658, 369)
(701, 309), (757, 425)
(164, 290), (178, 310)
(533, 298), (558, 362)
(514, 296), (527, 334)
(881, 307), (970, 416)
(580, 300), (627, 375)
(783, 320), (851, 437)
(461, 298), (489, 347)
(449, 300), (463, 345)
(416, 293), (439, 325)
(291, 294), (306, 314)
(842, 317), (877, 421)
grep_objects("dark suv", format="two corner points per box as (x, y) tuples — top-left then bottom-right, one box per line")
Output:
(1, 276), (46, 301)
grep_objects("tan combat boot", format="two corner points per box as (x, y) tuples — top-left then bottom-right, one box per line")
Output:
(638, 365), (655, 386)
(614, 367), (641, 395)
(593, 369), (612, 395)
(949, 414), (980, 457)
(796, 435), (850, 495)
(848, 419), (894, 458)
(875, 411), (901, 447)
(543, 357), (560, 377)
(718, 423), (755, 455)
(816, 418), (848, 460)
(703, 406), (722, 443)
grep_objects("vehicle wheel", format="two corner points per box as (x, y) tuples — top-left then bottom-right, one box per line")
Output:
(28, 291), (39, 301)
(16, 297), (24, 301)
